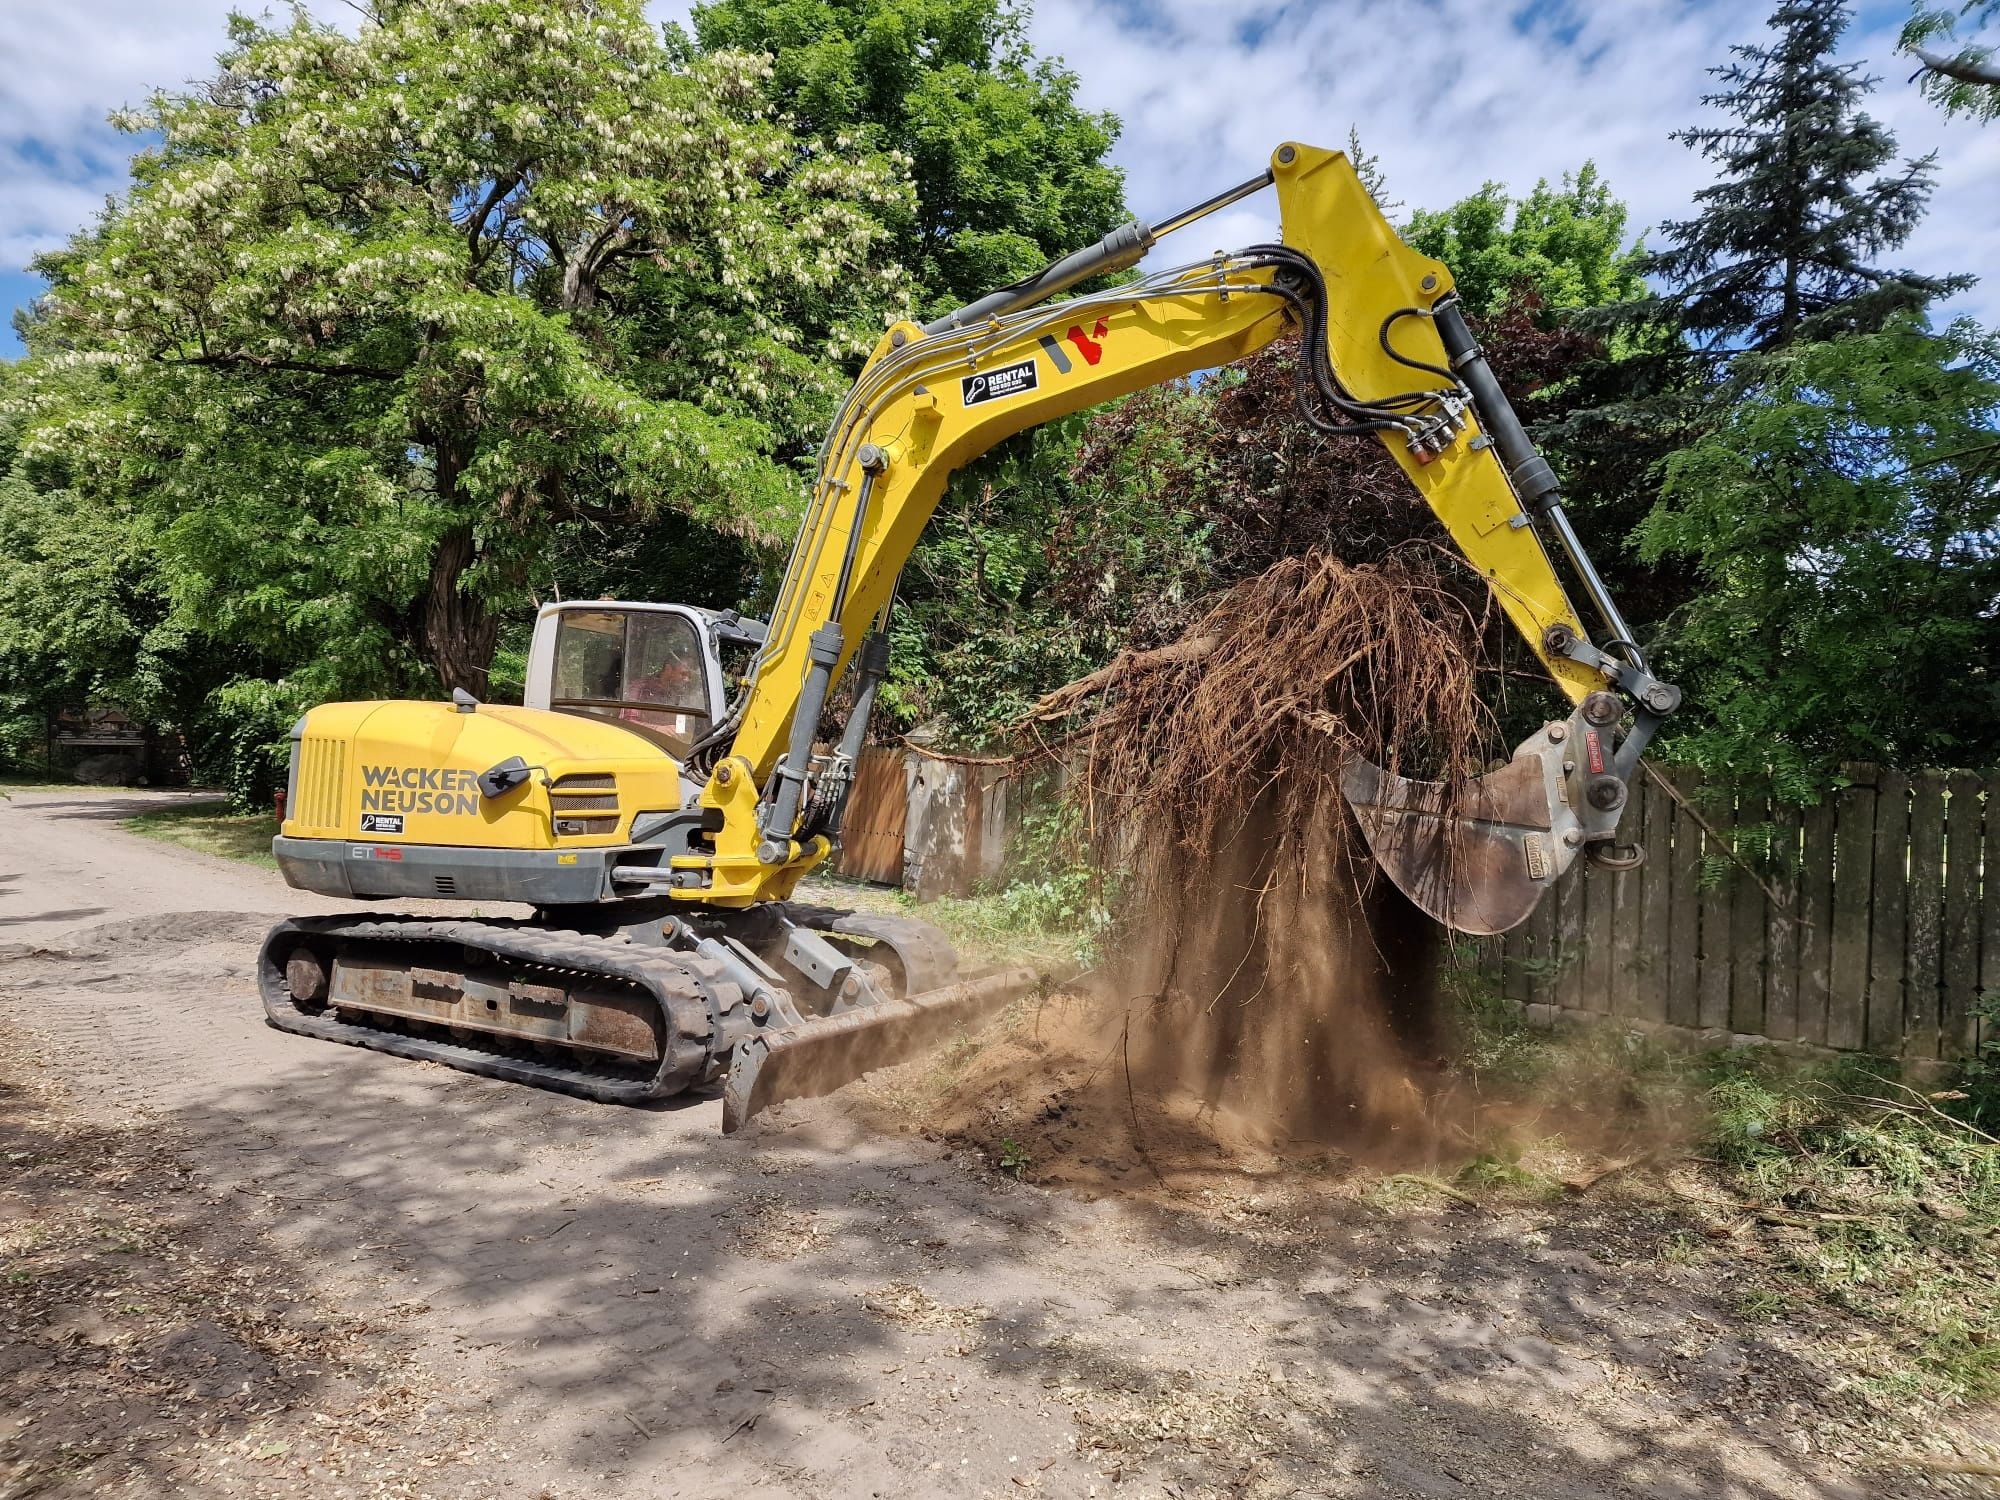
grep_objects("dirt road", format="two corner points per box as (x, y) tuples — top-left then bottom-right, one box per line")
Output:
(0, 791), (1923, 1497)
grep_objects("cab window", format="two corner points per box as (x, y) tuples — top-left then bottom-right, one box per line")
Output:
(550, 609), (712, 756)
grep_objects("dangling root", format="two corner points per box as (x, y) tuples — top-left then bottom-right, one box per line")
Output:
(1012, 547), (1502, 1149)
(1027, 547), (1496, 875)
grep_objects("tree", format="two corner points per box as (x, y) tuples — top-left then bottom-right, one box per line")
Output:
(18, 0), (911, 697)
(1640, 318), (2000, 793)
(1904, 2), (2000, 119)
(1405, 166), (1645, 316)
(684, 0), (1133, 737)
(1642, 0), (1969, 351)
(688, 0), (1127, 315)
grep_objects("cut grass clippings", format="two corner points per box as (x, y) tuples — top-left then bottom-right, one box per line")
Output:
(124, 803), (279, 869)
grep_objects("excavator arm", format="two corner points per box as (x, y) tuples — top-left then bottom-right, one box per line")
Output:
(681, 142), (1679, 930)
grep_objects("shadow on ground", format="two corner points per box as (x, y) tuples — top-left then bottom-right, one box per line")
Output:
(2, 906), (1916, 1499)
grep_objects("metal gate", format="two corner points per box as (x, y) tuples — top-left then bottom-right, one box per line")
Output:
(836, 746), (906, 885)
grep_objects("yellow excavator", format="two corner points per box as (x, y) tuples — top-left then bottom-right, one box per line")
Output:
(260, 143), (1679, 1128)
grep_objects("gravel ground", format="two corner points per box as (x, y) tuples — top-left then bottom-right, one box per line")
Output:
(0, 789), (1976, 1498)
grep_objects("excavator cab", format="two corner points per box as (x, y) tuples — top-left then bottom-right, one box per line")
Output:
(522, 601), (762, 761)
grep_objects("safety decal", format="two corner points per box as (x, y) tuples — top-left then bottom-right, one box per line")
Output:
(359, 812), (405, 835)
(961, 358), (1038, 406)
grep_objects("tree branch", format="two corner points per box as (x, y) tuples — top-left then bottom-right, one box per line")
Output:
(465, 171), (523, 274)
(1913, 45), (2000, 89)
(163, 351), (401, 379)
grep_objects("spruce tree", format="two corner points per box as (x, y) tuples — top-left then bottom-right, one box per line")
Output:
(1647, 0), (1969, 350)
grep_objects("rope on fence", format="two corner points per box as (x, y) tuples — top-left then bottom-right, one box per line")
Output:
(1641, 761), (1803, 922)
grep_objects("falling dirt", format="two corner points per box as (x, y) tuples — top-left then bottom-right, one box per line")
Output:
(857, 549), (1524, 1196)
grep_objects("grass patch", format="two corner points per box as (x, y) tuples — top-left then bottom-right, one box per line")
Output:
(124, 803), (278, 869)
(1447, 967), (2000, 1410)
(1698, 1051), (2000, 1406)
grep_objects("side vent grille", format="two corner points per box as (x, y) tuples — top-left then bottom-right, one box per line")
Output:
(549, 773), (621, 834)
(295, 736), (346, 829)
(433, 875), (458, 897)
(550, 792), (617, 811)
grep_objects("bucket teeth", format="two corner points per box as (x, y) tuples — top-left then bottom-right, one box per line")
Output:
(722, 968), (1036, 1132)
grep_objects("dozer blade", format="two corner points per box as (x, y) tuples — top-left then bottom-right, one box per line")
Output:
(1342, 716), (1596, 937)
(722, 967), (1037, 1133)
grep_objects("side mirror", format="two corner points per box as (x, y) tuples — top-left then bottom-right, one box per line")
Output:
(478, 756), (532, 799)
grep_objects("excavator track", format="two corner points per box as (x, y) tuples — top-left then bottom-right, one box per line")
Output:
(258, 915), (733, 1104)
(259, 907), (1030, 1124)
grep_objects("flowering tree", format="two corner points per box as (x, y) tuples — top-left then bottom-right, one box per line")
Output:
(18, 0), (911, 694)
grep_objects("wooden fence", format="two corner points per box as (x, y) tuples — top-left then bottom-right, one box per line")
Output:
(834, 745), (908, 885)
(1483, 766), (1998, 1063)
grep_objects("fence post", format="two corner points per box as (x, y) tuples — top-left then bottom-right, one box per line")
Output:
(1905, 771), (1946, 1060)
(1827, 766), (1877, 1052)
(1940, 774), (1981, 1058)
(1866, 770), (1910, 1057)
(1666, 769), (1702, 1030)
(1729, 786), (1770, 1037)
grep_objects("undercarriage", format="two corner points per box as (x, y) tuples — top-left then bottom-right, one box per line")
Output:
(257, 903), (1031, 1129)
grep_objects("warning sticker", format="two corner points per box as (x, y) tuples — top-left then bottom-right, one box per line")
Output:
(360, 812), (405, 835)
(961, 359), (1038, 407)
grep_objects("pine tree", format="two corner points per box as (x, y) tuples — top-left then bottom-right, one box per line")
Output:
(1647, 0), (1969, 350)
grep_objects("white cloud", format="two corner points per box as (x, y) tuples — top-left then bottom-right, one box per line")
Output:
(0, 0), (1990, 344)
(0, 0), (354, 332)
(1025, 0), (1996, 326)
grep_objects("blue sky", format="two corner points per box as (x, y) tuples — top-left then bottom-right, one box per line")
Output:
(2, 0), (1995, 358)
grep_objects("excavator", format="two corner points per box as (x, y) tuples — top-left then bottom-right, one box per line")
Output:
(259, 142), (1680, 1130)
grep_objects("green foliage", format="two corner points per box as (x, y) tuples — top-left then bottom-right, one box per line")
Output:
(1546, 0), (1996, 794)
(1641, 317), (2000, 790)
(888, 399), (1209, 737)
(14, 0), (911, 696)
(1404, 165), (1645, 316)
(690, 0), (1135, 742)
(980, 798), (1105, 934)
(1958, 989), (2000, 1128)
(690, 0), (1126, 315)
(190, 678), (310, 811)
(1904, 2), (2000, 119)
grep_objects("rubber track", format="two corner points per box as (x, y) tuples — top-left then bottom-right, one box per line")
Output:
(259, 915), (739, 1104)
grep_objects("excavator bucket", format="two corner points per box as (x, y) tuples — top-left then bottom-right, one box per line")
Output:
(1342, 711), (1616, 936)
(722, 967), (1037, 1132)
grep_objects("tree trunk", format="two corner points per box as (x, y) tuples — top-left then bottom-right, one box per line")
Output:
(419, 521), (499, 695)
